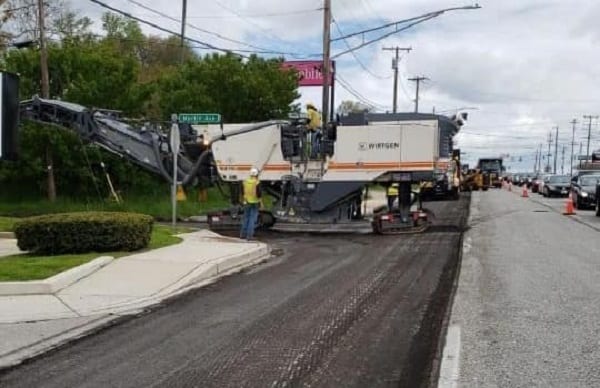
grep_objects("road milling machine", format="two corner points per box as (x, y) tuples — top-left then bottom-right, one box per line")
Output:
(206, 111), (466, 234)
(1, 72), (466, 234)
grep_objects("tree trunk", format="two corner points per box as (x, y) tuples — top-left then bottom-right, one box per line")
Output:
(46, 145), (56, 202)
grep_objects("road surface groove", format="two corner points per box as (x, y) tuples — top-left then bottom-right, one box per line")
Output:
(0, 195), (469, 388)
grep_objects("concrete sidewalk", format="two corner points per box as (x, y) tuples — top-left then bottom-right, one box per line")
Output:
(0, 239), (19, 257)
(0, 230), (270, 368)
(438, 189), (600, 387)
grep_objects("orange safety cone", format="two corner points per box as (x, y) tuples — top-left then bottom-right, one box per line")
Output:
(563, 196), (576, 215)
(521, 185), (529, 198)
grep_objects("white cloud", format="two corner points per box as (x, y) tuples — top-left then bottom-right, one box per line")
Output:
(71, 0), (600, 170)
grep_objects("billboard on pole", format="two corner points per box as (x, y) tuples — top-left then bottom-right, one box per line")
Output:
(282, 60), (334, 87)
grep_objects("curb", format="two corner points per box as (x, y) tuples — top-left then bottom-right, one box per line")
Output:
(0, 315), (116, 370)
(75, 243), (270, 316)
(0, 256), (113, 296)
(0, 232), (14, 239)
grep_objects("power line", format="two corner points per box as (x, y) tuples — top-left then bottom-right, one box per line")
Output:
(211, 0), (299, 49)
(122, 0), (304, 56)
(330, 5), (480, 58)
(332, 17), (390, 80)
(331, 5), (480, 42)
(331, 13), (439, 59)
(88, 0), (241, 55)
(186, 9), (320, 19)
(336, 74), (389, 111)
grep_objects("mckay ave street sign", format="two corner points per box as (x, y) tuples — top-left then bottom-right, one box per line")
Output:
(178, 113), (221, 124)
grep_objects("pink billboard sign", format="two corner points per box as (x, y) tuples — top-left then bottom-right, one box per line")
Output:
(282, 60), (334, 87)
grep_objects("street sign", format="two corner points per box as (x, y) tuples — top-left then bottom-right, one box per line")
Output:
(178, 113), (221, 124)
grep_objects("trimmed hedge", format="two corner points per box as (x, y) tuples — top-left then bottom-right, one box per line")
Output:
(14, 212), (154, 255)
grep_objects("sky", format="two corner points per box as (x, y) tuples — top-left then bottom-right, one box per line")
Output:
(74, 0), (600, 171)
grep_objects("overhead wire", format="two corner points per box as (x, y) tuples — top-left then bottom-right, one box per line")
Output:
(336, 74), (389, 111)
(121, 0), (311, 57)
(88, 0), (244, 56)
(331, 17), (390, 80)
(331, 5), (480, 59)
(211, 0), (301, 50)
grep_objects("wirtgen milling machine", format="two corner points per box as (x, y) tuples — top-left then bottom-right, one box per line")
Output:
(206, 112), (466, 234)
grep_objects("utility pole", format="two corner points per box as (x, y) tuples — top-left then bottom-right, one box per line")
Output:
(583, 115), (598, 165)
(180, 0), (188, 63)
(570, 119), (577, 178)
(321, 0), (332, 124)
(38, 0), (55, 201)
(579, 142), (583, 168)
(561, 145), (565, 175)
(546, 131), (553, 173)
(534, 149), (538, 173)
(408, 76), (428, 113)
(382, 46), (412, 114)
(553, 126), (558, 174)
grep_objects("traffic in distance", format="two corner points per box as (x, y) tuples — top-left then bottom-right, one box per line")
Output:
(506, 149), (600, 216)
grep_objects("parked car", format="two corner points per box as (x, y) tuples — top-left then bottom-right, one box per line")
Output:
(542, 175), (570, 197)
(571, 174), (600, 209)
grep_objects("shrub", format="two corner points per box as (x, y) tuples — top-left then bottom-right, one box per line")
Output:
(14, 212), (153, 255)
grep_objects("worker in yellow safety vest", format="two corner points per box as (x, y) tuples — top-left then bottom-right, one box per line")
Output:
(306, 102), (322, 158)
(240, 167), (262, 240)
(387, 183), (399, 211)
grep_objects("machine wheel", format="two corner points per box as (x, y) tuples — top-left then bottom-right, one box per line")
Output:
(258, 211), (275, 228)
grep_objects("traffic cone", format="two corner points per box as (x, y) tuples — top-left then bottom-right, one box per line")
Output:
(521, 185), (529, 198)
(563, 196), (576, 215)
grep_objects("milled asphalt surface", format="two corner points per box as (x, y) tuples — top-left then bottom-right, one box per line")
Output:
(448, 189), (600, 387)
(0, 196), (469, 388)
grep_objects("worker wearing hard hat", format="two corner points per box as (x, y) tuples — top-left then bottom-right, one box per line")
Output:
(387, 183), (399, 211)
(306, 102), (322, 158)
(240, 167), (262, 240)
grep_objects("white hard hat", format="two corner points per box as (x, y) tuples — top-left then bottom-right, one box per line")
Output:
(250, 167), (259, 176)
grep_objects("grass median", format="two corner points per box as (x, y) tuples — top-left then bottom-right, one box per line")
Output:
(0, 216), (16, 232)
(0, 225), (195, 282)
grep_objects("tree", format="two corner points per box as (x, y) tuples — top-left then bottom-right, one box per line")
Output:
(337, 100), (371, 116)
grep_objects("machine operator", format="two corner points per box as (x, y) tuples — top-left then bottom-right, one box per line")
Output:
(306, 102), (321, 158)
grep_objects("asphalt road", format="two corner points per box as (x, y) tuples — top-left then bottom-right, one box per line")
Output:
(0, 196), (469, 388)
(448, 189), (600, 387)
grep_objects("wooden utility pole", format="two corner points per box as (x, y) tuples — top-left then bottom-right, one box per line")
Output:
(570, 119), (577, 178)
(553, 126), (558, 174)
(38, 0), (55, 201)
(382, 46), (411, 113)
(321, 0), (331, 124)
(546, 131), (553, 173)
(180, 0), (187, 63)
(561, 144), (565, 175)
(583, 115), (598, 164)
(408, 76), (428, 113)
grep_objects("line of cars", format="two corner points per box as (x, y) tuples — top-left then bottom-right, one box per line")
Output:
(508, 171), (600, 216)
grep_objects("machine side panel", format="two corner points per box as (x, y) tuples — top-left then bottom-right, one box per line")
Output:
(211, 124), (289, 182)
(322, 120), (438, 181)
